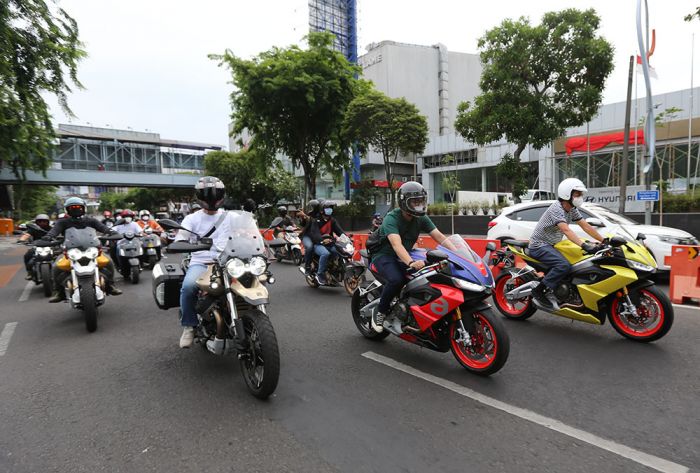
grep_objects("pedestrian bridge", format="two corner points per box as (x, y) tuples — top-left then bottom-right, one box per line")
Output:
(0, 168), (200, 188)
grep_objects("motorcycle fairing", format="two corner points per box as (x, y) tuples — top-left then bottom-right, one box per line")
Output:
(409, 283), (464, 332)
(576, 265), (638, 311)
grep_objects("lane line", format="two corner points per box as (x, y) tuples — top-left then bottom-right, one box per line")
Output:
(18, 282), (33, 302)
(362, 351), (688, 473)
(0, 264), (22, 288)
(0, 322), (18, 357)
(672, 303), (700, 312)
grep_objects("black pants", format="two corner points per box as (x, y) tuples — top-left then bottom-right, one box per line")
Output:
(23, 249), (34, 272)
(528, 244), (572, 290)
(374, 256), (408, 314)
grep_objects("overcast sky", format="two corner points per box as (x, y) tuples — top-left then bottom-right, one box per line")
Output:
(47, 0), (698, 148)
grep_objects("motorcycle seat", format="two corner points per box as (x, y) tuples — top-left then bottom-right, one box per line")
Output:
(504, 239), (529, 249)
(267, 238), (287, 248)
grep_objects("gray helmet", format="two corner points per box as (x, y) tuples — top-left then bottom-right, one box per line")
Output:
(277, 205), (288, 216)
(307, 199), (320, 213)
(398, 181), (427, 217)
(64, 197), (87, 218)
(35, 214), (50, 222)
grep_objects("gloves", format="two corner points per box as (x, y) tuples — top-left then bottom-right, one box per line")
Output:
(581, 242), (599, 254)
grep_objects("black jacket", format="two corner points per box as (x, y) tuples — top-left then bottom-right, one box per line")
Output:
(44, 217), (113, 240)
(306, 216), (344, 245)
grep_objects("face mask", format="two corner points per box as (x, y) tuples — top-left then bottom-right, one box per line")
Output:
(324, 208), (333, 216)
(124, 217), (133, 223)
(572, 196), (584, 208)
(142, 216), (150, 221)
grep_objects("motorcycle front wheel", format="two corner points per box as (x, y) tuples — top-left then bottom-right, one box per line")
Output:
(608, 285), (674, 342)
(449, 308), (509, 376)
(129, 265), (140, 284)
(40, 264), (52, 297)
(80, 284), (98, 333)
(147, 255), (157, 268)
(239, 310), (280, 400)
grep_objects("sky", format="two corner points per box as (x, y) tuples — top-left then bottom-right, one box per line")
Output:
(46, 0), (699, 148)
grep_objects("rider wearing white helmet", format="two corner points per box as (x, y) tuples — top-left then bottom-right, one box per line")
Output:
(528, 178), (605, 310)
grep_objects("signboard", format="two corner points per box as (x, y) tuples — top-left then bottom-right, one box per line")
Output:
(636, 190), (659, 201)
(583, 185), (656, 213)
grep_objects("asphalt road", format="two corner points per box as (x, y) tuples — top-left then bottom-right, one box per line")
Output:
(0, 239), (698, 473)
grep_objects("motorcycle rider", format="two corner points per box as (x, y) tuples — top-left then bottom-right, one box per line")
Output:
(299, 199), (320, 273)
(113, 209), (142, 235)
(370, 181), (450, 333)
(273, 205), (294, 238)
(18, 214), (52, 280)
(371, 212), (383, 231)
(528, 178), (606, 310)
(137, 209), (164, 233)
(41, 197), (123, 301)
(101, 210), (115, 227)
(176, 176), (233, 349)
(307, 200), (345, 285)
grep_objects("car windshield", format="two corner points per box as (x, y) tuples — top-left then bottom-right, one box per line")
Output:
(522, 191), (535, 200)
(440, 235), (480, 263)
(587, 206), (638, 225)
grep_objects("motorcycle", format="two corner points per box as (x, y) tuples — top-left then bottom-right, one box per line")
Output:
(116, 232), (143, 284)
(24, 223), (59, 297)
(156, 212), (280, 399)
(491, 228), (674, 342)
(267, 217), (303, 265)
(299, 234), (366, 294)
(351, 236), (509, 376)
(140, 227), (162, 269)
(43, 227), (121, 332)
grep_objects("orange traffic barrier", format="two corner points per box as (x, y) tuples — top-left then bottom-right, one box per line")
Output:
(669, 245), (700, 304)
(0, 219), (13, 236)
(352, 233), (500, 263)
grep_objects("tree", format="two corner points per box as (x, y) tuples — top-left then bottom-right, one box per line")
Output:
(455, 8), (613, 199)
(343, 88), (429, 208)
(0, 0), (85, 180)
(495, 153), (528, 203)
(13, 184), (58, 221)
(685, 7), (700, 22)
(212, 32), (362, 199)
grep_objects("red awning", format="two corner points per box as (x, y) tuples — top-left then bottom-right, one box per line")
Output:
(350, 179), (402, 189)
(565, 130), (645, 155)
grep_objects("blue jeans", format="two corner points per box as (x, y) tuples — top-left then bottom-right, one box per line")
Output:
(302, 236), (313, 267)
(314, 244), (338, 275)
(180, 263), (207, 327)
(373, 256), (408, 314)
(528, 244), (571, 290)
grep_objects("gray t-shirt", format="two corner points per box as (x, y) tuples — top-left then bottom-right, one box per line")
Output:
(529, 202), (582, 248)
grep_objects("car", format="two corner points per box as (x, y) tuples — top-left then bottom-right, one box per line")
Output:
(487, 200), (699, 271)
(519, 189), (556, 202)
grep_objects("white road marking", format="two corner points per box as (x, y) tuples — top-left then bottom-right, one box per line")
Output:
(362, 351), (688, 473)
(0, 322), (18, 357)
(18, 282), (33, 302)
(672, 303), (700, 312)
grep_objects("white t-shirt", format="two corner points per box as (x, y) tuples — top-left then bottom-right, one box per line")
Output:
(175, 209), (233, 266)
(113, 221), (142, 235)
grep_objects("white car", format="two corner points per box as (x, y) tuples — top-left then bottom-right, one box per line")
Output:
(487, 200), (699, 271)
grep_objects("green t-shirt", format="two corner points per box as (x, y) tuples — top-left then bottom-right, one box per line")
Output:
(371, 208), (437, 261)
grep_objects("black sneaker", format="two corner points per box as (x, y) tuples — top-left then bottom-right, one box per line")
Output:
(48, 291), (65, 303)
(532, 284), (555, 310)
(315, 274), (327, 285)
(371, 311), (386, 333)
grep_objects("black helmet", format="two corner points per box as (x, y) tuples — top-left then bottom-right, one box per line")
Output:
(398, 181), (427, 217)
(242, 198), (256, 213)
(322, 200), (336, 209)
(277, 205), (287, 216)
(307, 199), (320, 214)
(195, 176), (225, 210)
(64, 197), (87, 219)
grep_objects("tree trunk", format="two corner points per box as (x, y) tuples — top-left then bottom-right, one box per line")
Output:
(383, 154), (395, 208)
(512, 142), (527, 203)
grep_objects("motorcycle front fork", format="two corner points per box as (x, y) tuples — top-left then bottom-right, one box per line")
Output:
(453, 307), (473, 347)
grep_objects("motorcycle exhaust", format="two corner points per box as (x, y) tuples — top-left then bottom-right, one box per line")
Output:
(211, 307), (226, 339)
(505, 281), (539, 301)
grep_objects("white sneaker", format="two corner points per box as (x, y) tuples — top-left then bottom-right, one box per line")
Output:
(371, 311), (385, 333)
(206, 337), (226, 355)
(179, 327), (195, 348)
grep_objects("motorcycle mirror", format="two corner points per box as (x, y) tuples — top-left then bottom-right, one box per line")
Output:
(157, 218), (185, 230)
(636, 232), (647, 241)
(485, 242), (497, 251)
(610, 236), (626, 247)
(26, 222), (47, 233)
(426, 249), (449, 264)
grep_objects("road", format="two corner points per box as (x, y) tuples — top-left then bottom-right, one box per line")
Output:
(0, 239), (698, 473)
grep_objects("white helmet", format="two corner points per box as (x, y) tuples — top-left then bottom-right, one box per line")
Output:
(557, 178), (587, 201)
(139, 209), (151, 219)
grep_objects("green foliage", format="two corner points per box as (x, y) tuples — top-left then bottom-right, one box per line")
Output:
(334, 180), (381, 217)
(662, 192), (700, 212)
(455, 8), (613, 162)
(13, 184), (58, 221)
(212, 32), (363, 199)
(639, 107), (684, 127)
(495, 153), (528, 200)
(685, 7), (700, 22)
(0, 1), (86, 180)
(343, 88), (428, 207)
(427, 202), (458, 216)
(98, 188), (191, 212)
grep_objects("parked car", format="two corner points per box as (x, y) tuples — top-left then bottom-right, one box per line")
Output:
(487, 200), (698, 271)
(519, 189), (556, 202)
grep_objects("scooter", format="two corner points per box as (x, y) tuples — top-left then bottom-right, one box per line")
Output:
(140, 227), (162, 269)
(266, 217), (303, 265)
(116, 232), (143, 284)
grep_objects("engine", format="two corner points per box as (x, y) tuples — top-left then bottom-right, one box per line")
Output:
(553, 283), (583, 307)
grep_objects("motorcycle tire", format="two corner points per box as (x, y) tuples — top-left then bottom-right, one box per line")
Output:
(351, 285), (390, 341)
(292, 248), (303, 266)
(129, 265), (140, 284)
(492, 272), (536, 320)
(449, 308), (509, 376)
(41, 265), (53, 298)
(238, 310), (280, 400)
(80, 284), (98, 333)
(344, 273), (365, 296)
(608, 285), (674, 342)
(147, 255), (157, 269)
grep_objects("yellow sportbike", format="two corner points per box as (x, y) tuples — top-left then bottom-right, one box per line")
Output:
(492, 233), (673, 342)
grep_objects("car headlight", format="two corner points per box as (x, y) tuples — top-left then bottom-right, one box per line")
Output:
(67, 248), (83, 260)
(84, 247), (99, 259)
(452, 278), (486, 292)
(226, 258), (246, 278)
(249, 256), (267, 276)
(657, 235), (684, 245)
(628, 260), (655, 272)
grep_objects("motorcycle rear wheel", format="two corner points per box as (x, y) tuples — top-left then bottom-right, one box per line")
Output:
(492, 272), (536, 320)
(351, 286), (389, 340)
(608, 285), (674, 342)
(80, 284), (98, 333)
(238, 310), (280, 400)
(449, 308), (509, 376)
(147, 255), (157, 268)
(40, 264), (52, 297)
(292, 248), (303, 266)
(344, 273), (365, 296)
(129, 265), (140, 284)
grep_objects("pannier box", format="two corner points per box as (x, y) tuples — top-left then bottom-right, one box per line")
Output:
(152, 262), (185, 310)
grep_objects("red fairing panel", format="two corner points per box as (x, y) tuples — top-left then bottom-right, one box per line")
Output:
(410, 284), (465, 332)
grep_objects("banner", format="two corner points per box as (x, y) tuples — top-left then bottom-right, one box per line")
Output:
(583, 185), (656, 213)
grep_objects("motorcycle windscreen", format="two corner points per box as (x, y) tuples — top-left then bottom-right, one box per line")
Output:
(216, 211), (267, 263)
(64, 227), (101, 250)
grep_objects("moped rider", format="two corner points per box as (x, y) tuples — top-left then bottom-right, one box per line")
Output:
(18, 214), (52, 280)
(528, 178), (606, 310)
(370, 181), (450, 333)
(298, 199), (320, 274)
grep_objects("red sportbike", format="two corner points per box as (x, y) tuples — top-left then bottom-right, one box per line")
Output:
(351, 237), (509, 376)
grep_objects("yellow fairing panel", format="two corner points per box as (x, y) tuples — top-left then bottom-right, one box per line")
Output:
(555, 307), (602, 325)
(576, 265), (638, 311)
(97, 254), (110, 268)
(553, 240), (592, 264)
(56, 256), (71, 271)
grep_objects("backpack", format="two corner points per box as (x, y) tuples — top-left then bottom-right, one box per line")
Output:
(365, 227), (384, 255)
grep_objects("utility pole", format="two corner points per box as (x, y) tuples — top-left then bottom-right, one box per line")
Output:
(620, 56), (634, 214)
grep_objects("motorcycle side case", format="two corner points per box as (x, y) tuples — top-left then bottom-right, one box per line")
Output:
(152, 262), (185, 310)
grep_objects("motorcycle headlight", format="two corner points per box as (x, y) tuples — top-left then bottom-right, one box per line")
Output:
(452, 277), (485, 293)
(345, 244), (354, 254)
(67, 248), (83, 260)
(226, 258), (246, 278)
(36, 247), (52, 257)
(84, 247), (99, 259)
(249, 256), (267, 276)
(628, 260), (655, 272)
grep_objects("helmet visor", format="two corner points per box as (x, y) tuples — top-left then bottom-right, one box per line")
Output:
(66, 205), (85, 218)
(406, 196), (426, 215)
